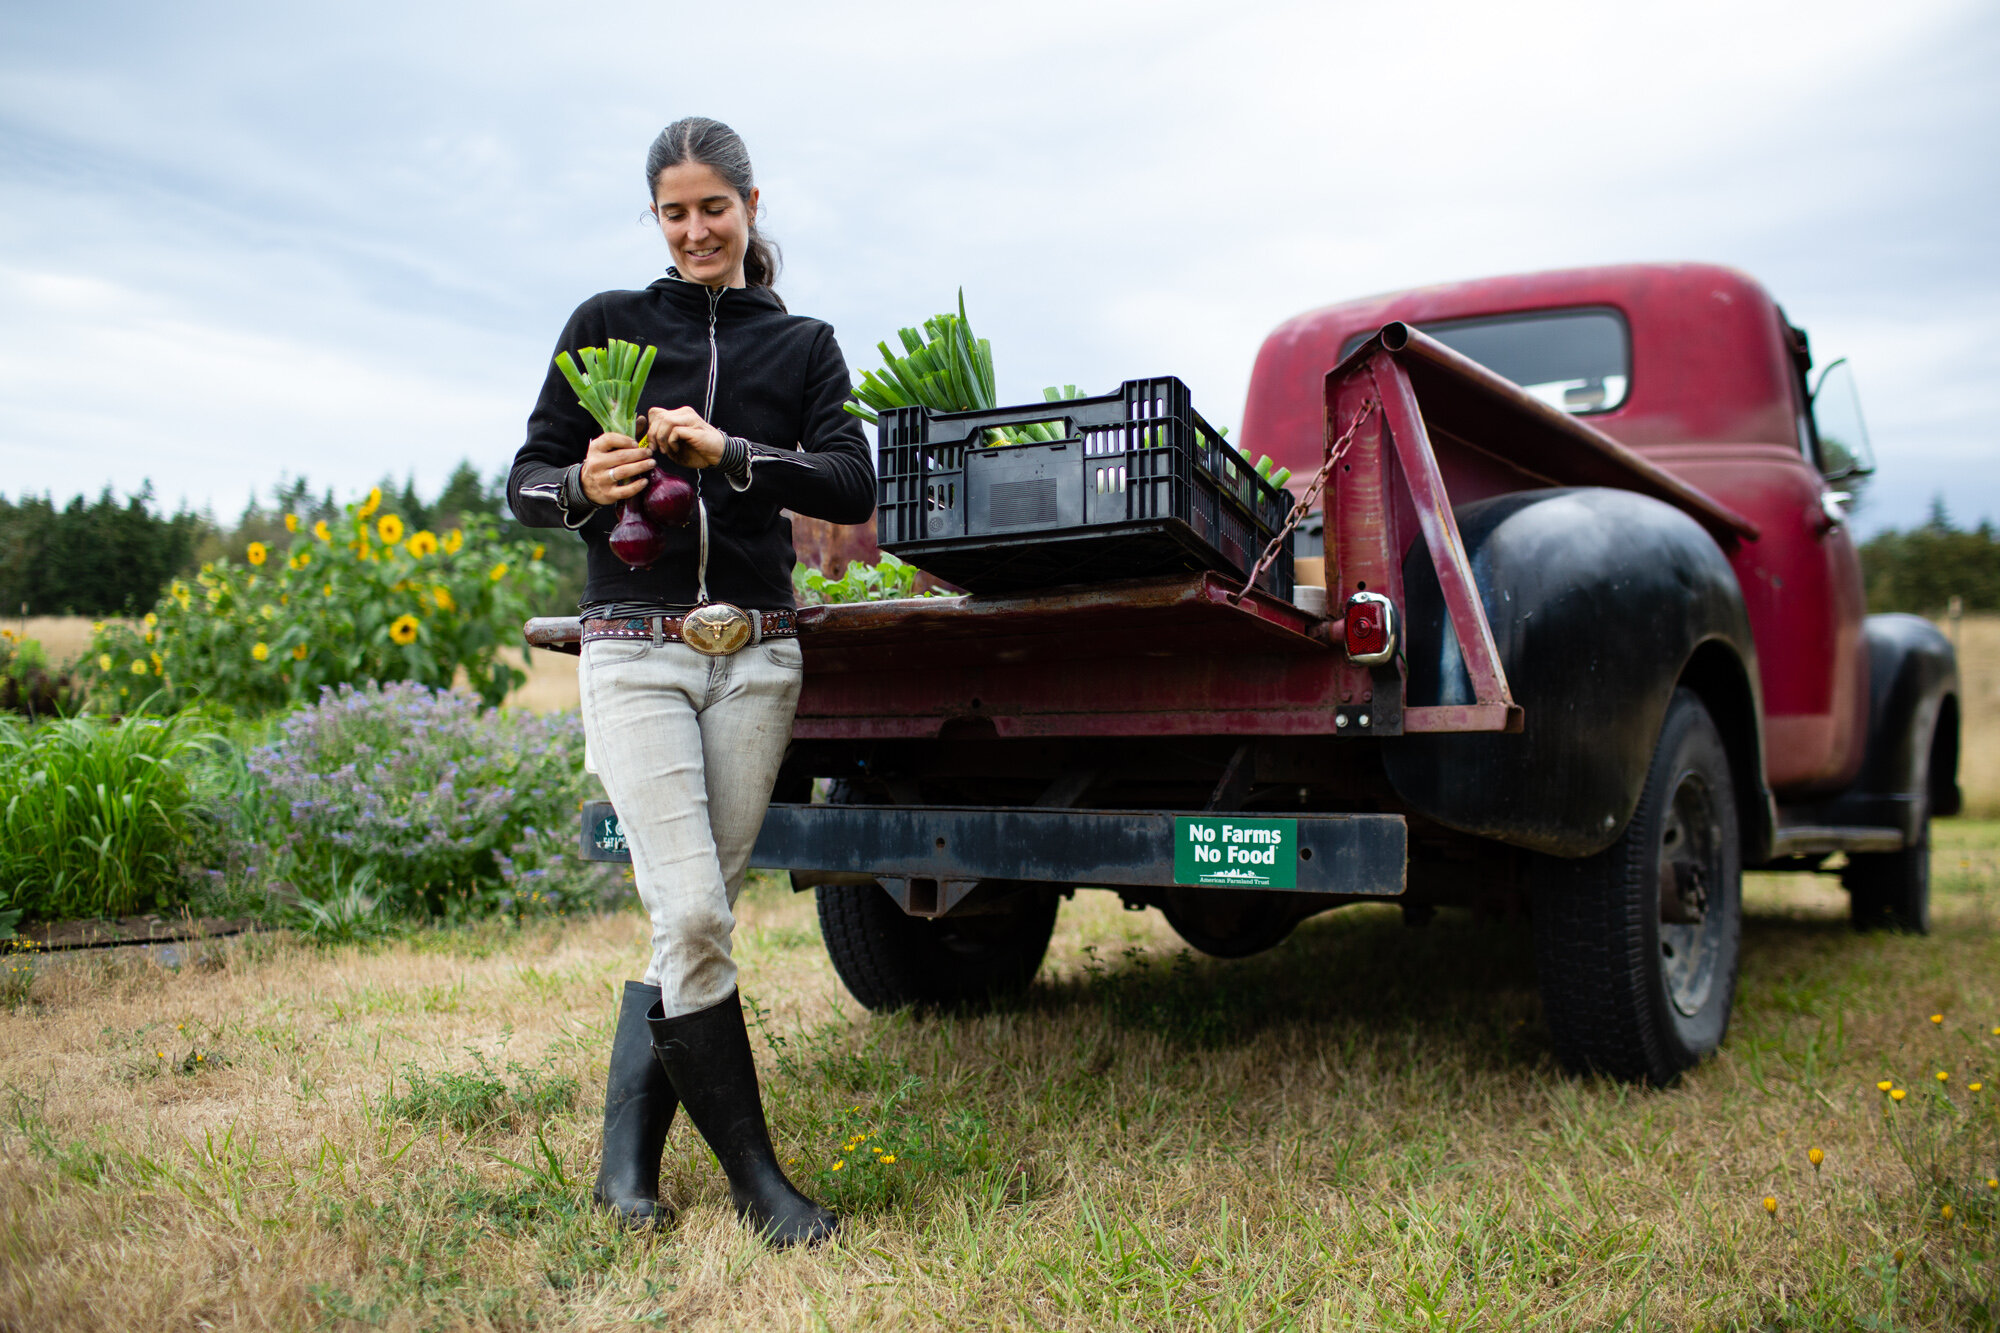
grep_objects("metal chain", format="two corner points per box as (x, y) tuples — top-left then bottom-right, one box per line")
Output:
(1232, 399), (1378, 603)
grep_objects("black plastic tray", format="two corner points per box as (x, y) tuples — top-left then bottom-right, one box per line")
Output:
(874, 377), (1294, 598)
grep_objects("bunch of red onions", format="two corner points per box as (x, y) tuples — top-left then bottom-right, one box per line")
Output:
(555, 338), (696, 568)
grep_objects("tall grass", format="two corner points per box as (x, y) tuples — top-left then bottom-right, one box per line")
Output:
(0, 710), (221, 921)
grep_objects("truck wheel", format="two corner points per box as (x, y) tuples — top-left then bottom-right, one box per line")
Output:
(1533, 688), (1742, 1086)
(815, 882), (1059, 1011)
(1843, 817), (1930, 934)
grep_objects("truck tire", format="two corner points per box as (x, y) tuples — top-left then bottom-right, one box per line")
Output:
(816, 882), (1059, 1011)
(1843, 818), (1930, 934)
(1532, 688), (1742, 1086)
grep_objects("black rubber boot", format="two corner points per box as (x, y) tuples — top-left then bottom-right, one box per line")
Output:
(592, 981), (678, 1227)
(647, 989), (838, 1248)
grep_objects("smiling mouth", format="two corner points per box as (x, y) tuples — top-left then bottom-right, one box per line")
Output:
(685, 246), (722, 261)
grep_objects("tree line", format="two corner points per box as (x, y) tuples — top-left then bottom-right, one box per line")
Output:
(4, 476), (1995, 621)
(0, 463), (586, 618)
(1857, 500), (2000, 615)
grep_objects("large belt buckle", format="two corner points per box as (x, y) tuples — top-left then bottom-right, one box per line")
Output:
(681, 602), (755, 657)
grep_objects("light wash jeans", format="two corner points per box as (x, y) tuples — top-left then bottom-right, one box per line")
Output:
(578, 634), (803, 1017)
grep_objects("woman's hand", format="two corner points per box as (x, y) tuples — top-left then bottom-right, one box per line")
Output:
(644, 405), (727, 470)
(581, 432), (654, 506)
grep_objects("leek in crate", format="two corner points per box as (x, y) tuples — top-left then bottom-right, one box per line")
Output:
(845, 292), (1080, 446)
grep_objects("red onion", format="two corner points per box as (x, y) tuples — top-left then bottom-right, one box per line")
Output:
(609, 499), (669, 569)
(641, 466), (696, 527)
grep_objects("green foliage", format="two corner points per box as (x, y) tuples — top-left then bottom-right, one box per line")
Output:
(792, 552), (942, 605)
(381, 1052), (579, 1135)
(0, 484), (207, 617)
(0, 711), (221, 922)
(239, 682), (599, 921)
(76, 489), (555, 714)
(1861, 499), (2000, 613)
(0, 629), (78, 718)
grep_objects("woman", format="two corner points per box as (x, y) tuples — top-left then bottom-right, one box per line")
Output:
(508, 117), (873, 1247)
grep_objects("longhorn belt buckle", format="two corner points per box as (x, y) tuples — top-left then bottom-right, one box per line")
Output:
(681, 602), (755, 657)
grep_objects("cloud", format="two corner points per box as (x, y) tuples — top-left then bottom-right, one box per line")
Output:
(0, 0), (1993, 533)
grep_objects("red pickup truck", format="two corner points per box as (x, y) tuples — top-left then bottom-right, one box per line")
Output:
(541, 262), (1960, 1087)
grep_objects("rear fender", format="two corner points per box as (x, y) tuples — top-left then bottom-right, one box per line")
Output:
(1384, 487), (1771, 858)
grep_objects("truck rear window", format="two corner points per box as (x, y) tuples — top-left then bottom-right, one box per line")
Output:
(1343, 307), (1631, 414)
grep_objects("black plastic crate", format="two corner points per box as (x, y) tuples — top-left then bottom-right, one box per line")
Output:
(875, 377), (1294, 599)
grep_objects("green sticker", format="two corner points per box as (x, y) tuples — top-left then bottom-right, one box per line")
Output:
(1173, 816), (1298, 889)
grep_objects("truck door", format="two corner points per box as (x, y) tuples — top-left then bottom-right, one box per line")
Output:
(1751, 341), (1873, 795)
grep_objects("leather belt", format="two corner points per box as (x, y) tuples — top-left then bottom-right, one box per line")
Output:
(581, 606), (798, 658)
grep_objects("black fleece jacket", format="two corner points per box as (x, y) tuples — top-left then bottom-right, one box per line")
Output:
(508, 275), (875, 612)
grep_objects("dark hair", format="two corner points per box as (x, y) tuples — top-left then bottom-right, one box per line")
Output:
(644, 117), (781, 293)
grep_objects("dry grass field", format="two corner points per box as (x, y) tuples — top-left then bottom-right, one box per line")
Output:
(2, 833), (1997, 1331)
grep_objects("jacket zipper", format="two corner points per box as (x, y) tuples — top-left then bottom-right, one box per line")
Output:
(704, 286), (721, 420)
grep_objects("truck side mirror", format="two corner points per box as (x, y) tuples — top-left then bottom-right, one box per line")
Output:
(1810, 358), (1877, 482)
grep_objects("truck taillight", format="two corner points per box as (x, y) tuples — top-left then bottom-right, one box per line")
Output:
(1344, 592), (1397, 664)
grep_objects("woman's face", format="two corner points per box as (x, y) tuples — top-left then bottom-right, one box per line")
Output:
(651, 162), (758, 289)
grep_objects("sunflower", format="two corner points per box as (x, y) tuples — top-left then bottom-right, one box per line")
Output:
(129, 659), (147, 675)
(442, 528), (464, 555)
(251, 642), (271, 662)
(291, 644), (308, 661)
(289, 551), (312, 571)
(407, 530), (439, 558)
(389, 614), (421, 645)
(431, 585), (455, 612)
(358, 486), (382, 519)
(246, 542), (268, 566)
(313, 519), (332, 542)
(377, 514), (405, 546)
(284, 513), (300, 533)
(488, 562), (508, 582)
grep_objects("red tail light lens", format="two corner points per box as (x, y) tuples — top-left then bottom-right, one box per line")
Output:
(1344, 592), (1397, 664)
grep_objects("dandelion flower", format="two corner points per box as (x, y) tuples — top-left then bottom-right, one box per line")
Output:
(358, 486), (382, 519)
(1941, 1204), (1953, 1220)
(1937, 1070), (1950, 1083)
(292, 644), (308, 661)
(1988, 1178), (1998, 1190)
(1762, 1196), (1777, 1215)
(246, 541), (268, 566)
(251, 642), (270, 662)
(488, 561), (508, 582)
(431, 585), (454, 612)
(1930, 1013), (1943, 1025)
(389, 614), (420, 645)
(408, 530), (439, 558)
(882, 1155), (896, 1164)
(1877, 1080), (1894, 1091)
(97, 654), (113, 672)
(313, 519), (332, 542)
(532, 543), (545, 560)
(1992, 1027), (2000, 1037)
(1971, 1082), (1984, 1092)
(1808, 1147), (1824, 1167)
(284, 513), (300, 533)
(443, 528), (464, 554)
(1891, 1088), (1907, 1102)
(831, 1160), (843, 1172)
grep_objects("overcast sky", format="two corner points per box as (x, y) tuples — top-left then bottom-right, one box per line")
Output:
(2, 0), (1994, 535)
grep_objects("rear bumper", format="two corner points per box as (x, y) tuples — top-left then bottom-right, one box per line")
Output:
(582, 801), (1406, 911)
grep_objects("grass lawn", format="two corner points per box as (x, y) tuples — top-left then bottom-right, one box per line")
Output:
(2, 828), (1996, 1331)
